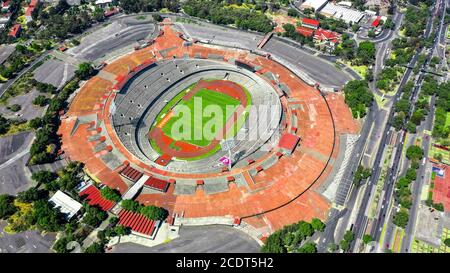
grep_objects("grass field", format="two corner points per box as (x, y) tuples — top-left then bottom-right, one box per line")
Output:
(162, 88), (240, 147)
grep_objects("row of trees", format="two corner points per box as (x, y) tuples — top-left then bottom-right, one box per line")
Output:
(343, 80), (374, 119)
(28, 66), (85, 164)
(121, 199), (169, 221)
(261, 218), (325, 253)
(393, 145), (424, 228)
(182, 0), (274, 33)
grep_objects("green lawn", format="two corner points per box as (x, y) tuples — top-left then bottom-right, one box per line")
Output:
(163, 88), (240, 147)
(445, 112), (450, 127)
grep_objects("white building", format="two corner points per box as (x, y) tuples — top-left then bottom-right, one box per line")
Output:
(299, 0), (328, 11)
(49, 190), (82, 220)
(95, 0), (112, 8)
(320, 3), (365, 24)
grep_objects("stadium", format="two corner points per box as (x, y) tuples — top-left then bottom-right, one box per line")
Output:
(58, 19), (359, 237)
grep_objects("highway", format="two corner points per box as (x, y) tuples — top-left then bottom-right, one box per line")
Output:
(347, 1), (442, 252)
(399, 0), (449, 252)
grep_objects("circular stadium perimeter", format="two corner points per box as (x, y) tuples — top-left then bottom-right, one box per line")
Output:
(59, 21), (360, 232)
(111, 58), (282, 174)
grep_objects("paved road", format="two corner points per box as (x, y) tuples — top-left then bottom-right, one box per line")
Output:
(262, 38), (351, 87)
(365, 1), (443, 252)
(110, 225), (260, 253)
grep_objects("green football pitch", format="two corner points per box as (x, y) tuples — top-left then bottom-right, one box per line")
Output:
(161, 88), (241, 147)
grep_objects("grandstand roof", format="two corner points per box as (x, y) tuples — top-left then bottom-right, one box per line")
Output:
(144, 177), (170, 192)
(120, 165), (143, 182)
(79, 185), (116, 211)
(278, 133), (300, 153)
(118, 210), (157, 236)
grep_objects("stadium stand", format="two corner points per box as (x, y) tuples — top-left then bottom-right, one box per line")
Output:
(118, 210), (159, 237)
(79, 185), (116, 211)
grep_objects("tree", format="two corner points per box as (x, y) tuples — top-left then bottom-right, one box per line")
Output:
(392, 114), (405, 130)
(82, 205), (107, 228)
(287, 8), (299, 17)
(297, 221), (314, 240)
(406, 145), (424, 162)
(152, 14), (163, 22)
(8, 104), (21, 112)
(0, 115), (10, 134)
(75, 62), (96, 80)
(340, 239), (350, 252)
(357, 41), (376, 65)
(405, 168), (417, 181)
(33, 95), (49, 107)
(435, 153), (443, 162)
(32, 200), (66, 232)
(100, 186), (121, 202)
(297, 242), (317, 253)
(353, 165), (371, 186)
(31, 170), (56, 185)
(311, 218), (326, 232)
(29, 117), (43, 129)
(53, 235), (74, 253)
(140, 205), (168, 221)
(84, 242), (104, 253)
(393, 210), (409, 228)
(0, 194), (17, 220)
(362, 234), (373, 244)
(343, 80), (373, 118)
(17, 188), (48, 203)
(343, 230), (355, 242)
(444, 238), (450, 247)
(121, 199), (141, 212)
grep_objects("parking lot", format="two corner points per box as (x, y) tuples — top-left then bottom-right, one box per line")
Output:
(110, 225), (260, 253)
(33, 59), (75, 88)
(0, 222), (55, 253)
(262, 38), (351, 87)
(68, 17), (157, 61)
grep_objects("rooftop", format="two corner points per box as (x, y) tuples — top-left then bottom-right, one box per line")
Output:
(49, 190), (82, 219)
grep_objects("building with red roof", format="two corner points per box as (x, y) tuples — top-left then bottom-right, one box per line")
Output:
(1, 1), (11, 13)
(278, 133), (300, 155)
(313, 28), (341, 52)
(302, 17), (320, 30)
(117, 210), (159, 238)
(371, 16), (381, 28)
(8, 24), (21, 38)
(79, 185), (116, 211)
(296, 26), (314, 37)
(25, 0), (39, 23)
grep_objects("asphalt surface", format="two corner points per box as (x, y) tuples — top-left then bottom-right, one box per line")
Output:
(0, 87), (46, 121)
(68, 17), (157, 61)
(0, 131), (34, 195)
(0, 44), (15, 65)
(174, 18), (263, 50)
(262, 38), (351, 87)
(110, 225), (260, 253)
(33, 59), (75, 88)
(0, 222), (55, 253)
